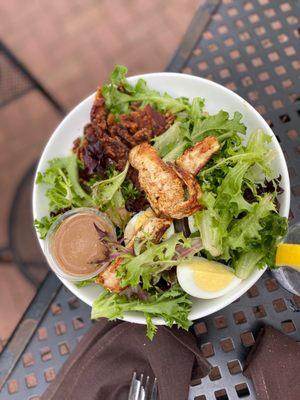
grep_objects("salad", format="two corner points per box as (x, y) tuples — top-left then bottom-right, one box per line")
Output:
(35, 65), (287, 338)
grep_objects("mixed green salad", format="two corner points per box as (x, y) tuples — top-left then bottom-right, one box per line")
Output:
(35, 65), (287, 338)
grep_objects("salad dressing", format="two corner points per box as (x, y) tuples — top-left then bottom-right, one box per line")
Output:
(51, 213), (114, 277)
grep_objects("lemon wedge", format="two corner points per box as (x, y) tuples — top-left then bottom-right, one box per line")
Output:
(275, 243), (300, 270)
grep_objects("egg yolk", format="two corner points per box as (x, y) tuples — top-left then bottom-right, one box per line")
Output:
(135, 209), (155, 230)
(190, 261), (235, 292)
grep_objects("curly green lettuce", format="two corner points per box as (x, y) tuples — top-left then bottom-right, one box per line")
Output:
(35, 158), (130, 238)
(91, 284), (192, 340)
(92, 162), (129, 207)
(232, 201), (288, 278)
(153, 121), (190, 162)
(34, 155), (93, 238)
(75, 278), (97, 288)
(36, 155), (92, 212)
(117, 233), (192, 289)
(92, 163), (131, 232)
(102, 65), (190, 115)
(34, 215), (58, 239)
(193, 130), (288, 277)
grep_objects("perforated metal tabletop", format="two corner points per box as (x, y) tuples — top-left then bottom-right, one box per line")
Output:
(1, 271), (300, 400)
(0, 0), (299, 399)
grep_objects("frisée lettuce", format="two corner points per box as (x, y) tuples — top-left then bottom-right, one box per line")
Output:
(91, 284), (192, 340)
(35, 158), (131, 238)
(193, 130), (288, 278)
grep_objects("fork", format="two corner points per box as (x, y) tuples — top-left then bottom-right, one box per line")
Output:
(128, 372), (158, 400)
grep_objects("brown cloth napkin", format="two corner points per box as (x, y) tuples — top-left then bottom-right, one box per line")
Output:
(244, 325), (300, 400)
(42, 319), (211, 400)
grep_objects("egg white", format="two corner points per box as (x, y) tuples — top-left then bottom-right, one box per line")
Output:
(177, 257), (241, 299)
(187, 216), (198, 234)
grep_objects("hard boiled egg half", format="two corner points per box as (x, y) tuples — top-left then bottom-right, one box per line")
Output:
(124, 209), (174, 245)
(187, 216), (198, 234)
(177, 256), (241, 299)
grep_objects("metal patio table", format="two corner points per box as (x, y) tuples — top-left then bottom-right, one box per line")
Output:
(0, 1), (299, 399)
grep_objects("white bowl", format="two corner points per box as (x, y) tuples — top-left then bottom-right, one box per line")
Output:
(33, 73), (290, 325)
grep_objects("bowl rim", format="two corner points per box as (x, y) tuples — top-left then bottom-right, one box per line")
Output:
(32, 72), (291, 325)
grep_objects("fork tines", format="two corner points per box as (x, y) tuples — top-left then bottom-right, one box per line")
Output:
(128, 372), (158, 400)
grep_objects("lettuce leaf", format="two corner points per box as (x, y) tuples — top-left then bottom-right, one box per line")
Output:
(117, 233), (192, 289)
(75, 278), (97, 288)
(233, 210), (288, 278)
(105, 189), (131, 233)
(35, 155), (93, 238)
(34, 215), (58, 239)
(92, 162), (129, 207)
(200, 130), (274, 178)
(102, 65), (190, 115)
(131, 78), (190, 114)
(153, 121), (190, 162)
(36, 155), (92, 212)
(153, 102), (246, 162)
(226, 194), (276, 251)
(191, 111), (246, 143)
(215, 161), (254, 216)
(92, 163), (131, 232)
(195, 162), (254, 258)
(91, 284), (192, 339)
(193, 193), (223, 257)
(233, 251), (265, 279)
(194, 129), (288, 273)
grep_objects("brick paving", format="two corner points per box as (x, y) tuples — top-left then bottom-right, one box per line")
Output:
(0, 264), (35, 348)
(0, 0), (199, 346)
(0, 0), (199, 108)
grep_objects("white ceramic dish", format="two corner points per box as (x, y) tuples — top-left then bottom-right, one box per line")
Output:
(33, 72), (290, 325)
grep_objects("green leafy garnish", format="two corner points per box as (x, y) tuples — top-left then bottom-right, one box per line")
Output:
(154, 104), (246, 163)
(153, 121), (189, 162)
(91, 284), (192, 340)
(233, 210), (288, 278)
(36, 155), (91, 212)
(117, 233), (192, 289)
(191, 110), (246, 143)
(193, 193), (223, 257)
(102, 65), (190, 115)
(34, 155), (93, 238)
(75, 278), (97, 288)
(92, 163), (131, 232)
(193, 130), (287, 277)
(226, 194), (275, 251)
(92, 162), (129, 207)
(34, 215), (58, 239)
(121, 179), (140, 201)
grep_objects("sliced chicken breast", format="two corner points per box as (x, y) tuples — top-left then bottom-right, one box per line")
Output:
(129, 143), (202, 219)
(176, 136), (220, 175)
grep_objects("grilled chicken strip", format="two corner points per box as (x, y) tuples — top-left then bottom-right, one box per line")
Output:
(129, 143), (202, 219)
(176, 136), (220, 176)
(97, 215), (171, 292)
(96, 257), (123, 292)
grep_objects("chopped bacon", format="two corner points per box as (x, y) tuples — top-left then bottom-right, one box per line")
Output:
(74, 89), (174, 175)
